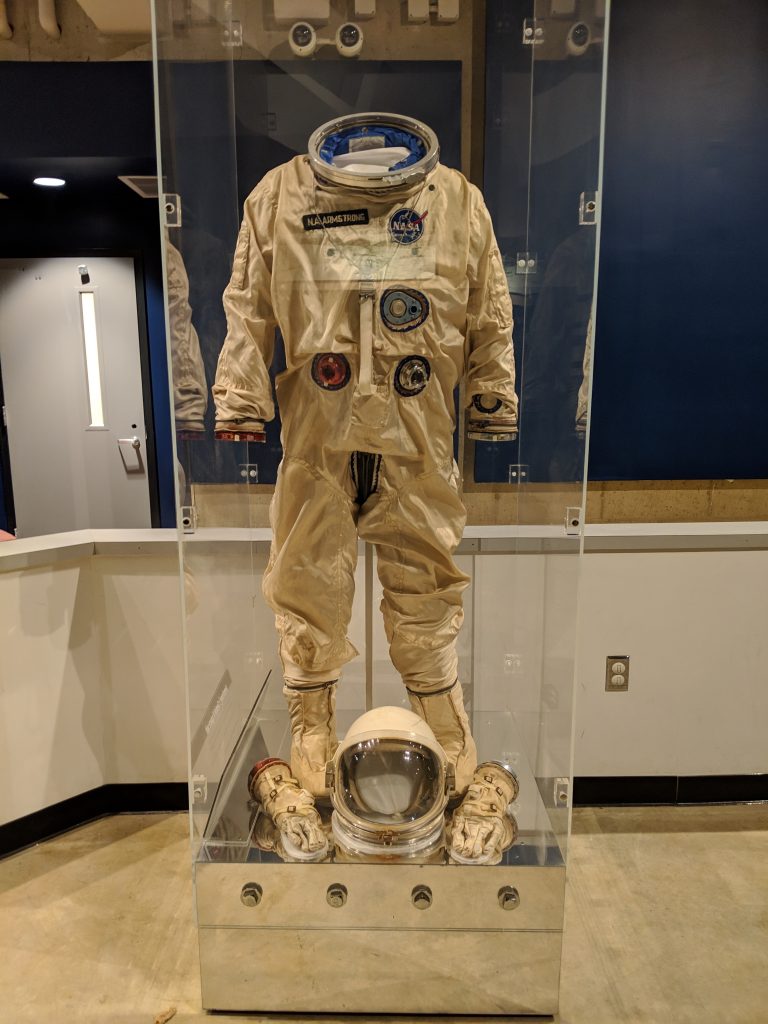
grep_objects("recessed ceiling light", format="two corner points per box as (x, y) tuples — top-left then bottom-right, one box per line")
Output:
(33, 177), (66, 187)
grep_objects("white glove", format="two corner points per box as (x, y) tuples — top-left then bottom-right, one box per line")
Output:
(248, 758), (329, 861)
(449, 762), (519, 865)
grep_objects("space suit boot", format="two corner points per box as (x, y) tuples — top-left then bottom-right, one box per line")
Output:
(449, 761), (519, 865)
(248, 758), (329, 862)
(406, 680), (478, 798)
(283, 680), (339, 801)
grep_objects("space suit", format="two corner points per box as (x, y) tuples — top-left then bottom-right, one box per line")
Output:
(213, 113), (517, 862)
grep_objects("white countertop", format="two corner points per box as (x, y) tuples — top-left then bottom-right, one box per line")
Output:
(1, 521), (767, 574)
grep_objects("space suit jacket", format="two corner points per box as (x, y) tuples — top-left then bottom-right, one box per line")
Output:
(213, 155), (517, 468)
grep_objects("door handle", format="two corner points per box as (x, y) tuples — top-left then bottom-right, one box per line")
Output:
(117, 435), (144, 472)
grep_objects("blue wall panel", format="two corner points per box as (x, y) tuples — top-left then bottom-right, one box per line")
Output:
(590, 0), (768, 479)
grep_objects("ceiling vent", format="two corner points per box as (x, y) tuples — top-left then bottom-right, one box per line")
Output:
(75, 0), (151, 34)
(118, 175), (162, 199)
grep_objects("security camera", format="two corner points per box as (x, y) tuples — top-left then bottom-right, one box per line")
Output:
(566, 21), (591, 56)
(289, 22), (317, 57)
(336, 22), (363, 58)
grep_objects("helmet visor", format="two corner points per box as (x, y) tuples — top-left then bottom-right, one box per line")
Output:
(337, 739), (442, 825)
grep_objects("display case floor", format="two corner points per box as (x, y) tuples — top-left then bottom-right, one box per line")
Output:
(196, 675), (567, 869)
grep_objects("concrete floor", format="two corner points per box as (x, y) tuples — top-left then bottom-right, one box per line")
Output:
(0, 806), (766, 1023)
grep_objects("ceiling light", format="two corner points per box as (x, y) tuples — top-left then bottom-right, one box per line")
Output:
(33, 177), (66, 187)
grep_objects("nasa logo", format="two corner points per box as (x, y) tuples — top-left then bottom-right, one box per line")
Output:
(389, 208), (427, 245)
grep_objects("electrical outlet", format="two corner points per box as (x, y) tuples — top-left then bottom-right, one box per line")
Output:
(605, 655), (629, 691)
(504, 653), (523, 675)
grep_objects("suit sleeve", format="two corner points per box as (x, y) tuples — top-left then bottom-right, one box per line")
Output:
(166, 239), (208, 431)
(212, 177), (279, 428)
(464, 187), (518, 420)
(575, 316), (593, 432)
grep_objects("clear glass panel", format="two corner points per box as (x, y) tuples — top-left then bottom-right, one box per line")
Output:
(153, 0), (608, 1013)
(470, 0), (608, 864)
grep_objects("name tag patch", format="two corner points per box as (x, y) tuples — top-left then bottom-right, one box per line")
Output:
(303, 209), (370, 230)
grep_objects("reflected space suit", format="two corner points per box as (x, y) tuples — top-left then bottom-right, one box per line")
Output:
(167, 237), (208, 436)
(214, 113), (517, 862)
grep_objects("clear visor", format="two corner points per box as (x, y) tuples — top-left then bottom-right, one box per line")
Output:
(336, 739), (442, 825)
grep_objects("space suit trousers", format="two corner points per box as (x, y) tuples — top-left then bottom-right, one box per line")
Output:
(263, 451), (470, 694)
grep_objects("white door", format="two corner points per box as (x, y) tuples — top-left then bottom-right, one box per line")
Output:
(0, 256), (152, 537)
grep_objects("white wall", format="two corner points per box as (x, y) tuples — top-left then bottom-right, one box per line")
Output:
(93, 555), (186, 785)
(0, 549), (185, 825)
(575, 550), (768, 777)
(1, 538), (766, 826)
(0, 560), (105, 821)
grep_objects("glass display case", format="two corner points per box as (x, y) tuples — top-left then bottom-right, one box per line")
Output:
(152, 0), (609, 1014)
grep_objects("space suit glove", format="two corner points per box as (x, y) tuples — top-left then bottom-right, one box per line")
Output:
(214, 419), (266, 443)
(248, 758), (329, 862)
(251, 806), (331, 862)
(449, 761), (519, 865)
(467, 395), (518, 442)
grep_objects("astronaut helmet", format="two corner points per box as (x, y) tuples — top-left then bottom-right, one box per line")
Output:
(328, 706), (453, 859)
(307, 111), (439, 193)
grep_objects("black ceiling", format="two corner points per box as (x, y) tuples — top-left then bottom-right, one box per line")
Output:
(0, 61), (157, 202)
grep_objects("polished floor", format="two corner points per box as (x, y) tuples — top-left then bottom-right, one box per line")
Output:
(0, 806), (766, 1023)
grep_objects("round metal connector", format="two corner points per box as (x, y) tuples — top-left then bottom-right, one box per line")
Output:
(498, 886), (520, 910)
(411, 884), (433, 910)
(240, 882), (263, 908)
(326, 883), (348, 908)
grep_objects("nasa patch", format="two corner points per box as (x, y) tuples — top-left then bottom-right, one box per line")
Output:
(389, 208), (427, 245)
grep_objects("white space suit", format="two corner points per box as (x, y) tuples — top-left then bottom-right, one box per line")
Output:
(214, 113), (517, 861)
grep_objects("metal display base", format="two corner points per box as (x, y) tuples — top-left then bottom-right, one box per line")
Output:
(196, 858), (564, 1014)
(192, 689), (569, 1014)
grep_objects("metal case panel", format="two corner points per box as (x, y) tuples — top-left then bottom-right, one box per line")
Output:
(199, 926), (562, 1013)
(196, 861), (566, 930)
(197, 861), (564, 1013)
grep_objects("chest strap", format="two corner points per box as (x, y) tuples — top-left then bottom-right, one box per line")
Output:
(358, 280), (375, 395)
